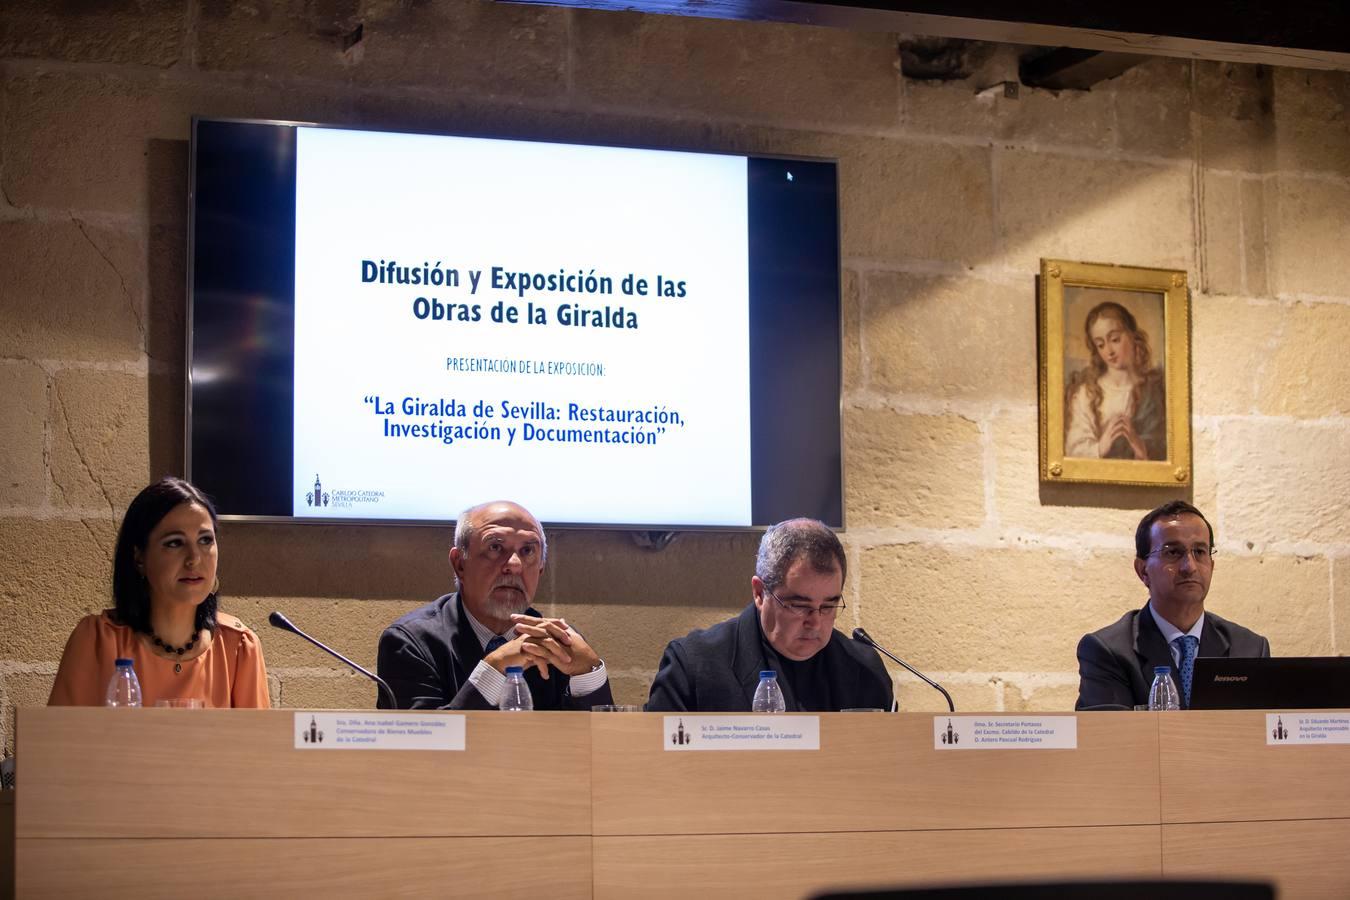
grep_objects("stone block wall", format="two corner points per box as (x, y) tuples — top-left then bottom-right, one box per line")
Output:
(2, 1), (1347, 750)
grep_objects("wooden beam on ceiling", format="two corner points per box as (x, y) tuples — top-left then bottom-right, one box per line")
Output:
(1020, 48), (1148, 90)
(500, 0), (1350, 72)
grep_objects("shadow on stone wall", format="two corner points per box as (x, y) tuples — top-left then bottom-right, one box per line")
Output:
(147, 137), (188, 479)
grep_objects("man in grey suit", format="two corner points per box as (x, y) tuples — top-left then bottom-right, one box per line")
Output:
(1076, 500), (1271, 710)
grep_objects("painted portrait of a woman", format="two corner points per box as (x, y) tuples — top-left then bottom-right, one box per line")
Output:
(1063, 300), (1167, 460)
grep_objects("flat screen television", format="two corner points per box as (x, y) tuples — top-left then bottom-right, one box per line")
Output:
(187, 117), (843, 529)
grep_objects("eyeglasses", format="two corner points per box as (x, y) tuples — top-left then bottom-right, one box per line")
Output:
(1147, 544), (1217, 565)
(763, 585), (846, 619)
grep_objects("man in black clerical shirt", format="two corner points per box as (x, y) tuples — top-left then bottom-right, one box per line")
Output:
(645, 518), (893, 712)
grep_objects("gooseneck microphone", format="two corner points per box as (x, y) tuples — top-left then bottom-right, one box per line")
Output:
(269, 611), (398, 710)
(852, 627), (955, 712)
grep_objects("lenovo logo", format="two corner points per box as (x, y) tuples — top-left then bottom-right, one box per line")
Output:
(1214, 675), (1249, 682)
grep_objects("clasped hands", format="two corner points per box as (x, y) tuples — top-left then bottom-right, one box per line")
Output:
(1098, 411), (1148, 460)
(484, 614), (600, 679)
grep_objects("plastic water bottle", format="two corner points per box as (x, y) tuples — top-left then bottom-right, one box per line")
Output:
(1148, 666), (1180, 711)
(105, 658), (142, 707)
(498, 665), (533, 711)
(751, 670), (786, 713)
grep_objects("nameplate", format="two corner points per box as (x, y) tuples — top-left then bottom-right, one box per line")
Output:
(294, 712), (466, 750)
(1267, 713), (1350, 745)
(663, 715), (820, 751)
(934, 716), (1078, 750)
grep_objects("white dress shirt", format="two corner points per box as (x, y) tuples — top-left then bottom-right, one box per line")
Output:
(1148, 602), (1205, 668)
(463, 605), (608, 706)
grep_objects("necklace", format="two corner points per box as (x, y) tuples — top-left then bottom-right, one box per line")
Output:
(150, 628), (199, 656)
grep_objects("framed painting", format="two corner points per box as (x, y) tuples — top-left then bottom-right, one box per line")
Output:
(1039, 259), (1191, 486)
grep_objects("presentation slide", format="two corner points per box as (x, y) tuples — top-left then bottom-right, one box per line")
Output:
(291, 127), (752, 525)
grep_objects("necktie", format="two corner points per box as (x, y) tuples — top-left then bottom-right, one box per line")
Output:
(484, 635), (508, 655)
(1174, 634), (1199, 708)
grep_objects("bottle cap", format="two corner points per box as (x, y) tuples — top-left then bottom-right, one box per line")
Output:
(115, 658), (134, 667)
(759, 670), (776, 679)
(505, 665), (523, 675)
(1153, 666), (1171, 674)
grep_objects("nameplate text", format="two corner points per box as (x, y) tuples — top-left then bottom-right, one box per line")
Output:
(934, 715), (1078, 750)
(663, 715), (820, 751)
(1266, 712), (1350, 745)
(294, 711), (466, 750)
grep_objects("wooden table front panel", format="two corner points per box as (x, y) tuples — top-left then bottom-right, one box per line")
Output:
(18, 835), (592, 899)
(1163, 820), (1350, 900)
(1158, 711), (1350, 824)
(17, 708), (590, 839)
(592, 713), (1160, 835)
(594, 826), (1162, 900)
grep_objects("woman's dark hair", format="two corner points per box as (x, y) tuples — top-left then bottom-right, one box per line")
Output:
(111, 477), (220, 634)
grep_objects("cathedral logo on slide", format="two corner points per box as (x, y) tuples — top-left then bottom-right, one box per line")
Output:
(305, 474), (330, 508)
(300, 473), (386, 512)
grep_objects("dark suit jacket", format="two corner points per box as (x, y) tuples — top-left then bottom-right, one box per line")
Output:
(376, 592), (614, 710)
(645, 603), (894, 712)
(1075, 603), (1271, 710)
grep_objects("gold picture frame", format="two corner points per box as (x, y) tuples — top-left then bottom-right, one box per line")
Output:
(1039, 258), (1191, 486)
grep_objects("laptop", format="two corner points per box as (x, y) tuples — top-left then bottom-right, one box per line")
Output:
(812, 880), (1274, 900)
(1189, 656), (1350, 709)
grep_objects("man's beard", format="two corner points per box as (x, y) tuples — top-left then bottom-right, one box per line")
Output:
(482, 576), (530, 621)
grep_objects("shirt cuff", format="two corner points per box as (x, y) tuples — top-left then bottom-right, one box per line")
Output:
(468, 660), (506, 707)
(568, 661), (608, 697)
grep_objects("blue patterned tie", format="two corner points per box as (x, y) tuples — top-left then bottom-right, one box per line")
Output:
(1174, 635), (1200, 708)
(484, 635), (508, 655)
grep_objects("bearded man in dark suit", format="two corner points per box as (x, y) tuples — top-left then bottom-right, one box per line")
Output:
(378, 500), (613, 710)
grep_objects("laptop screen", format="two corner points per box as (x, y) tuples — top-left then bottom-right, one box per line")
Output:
(1190, 657), (1350, 709)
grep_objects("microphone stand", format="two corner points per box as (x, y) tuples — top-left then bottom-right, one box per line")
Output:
(853, 627), (955, 712)
(269, 611), (399, 710)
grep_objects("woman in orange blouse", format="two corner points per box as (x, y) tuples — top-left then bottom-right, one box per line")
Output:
(48, 477), (270, 708)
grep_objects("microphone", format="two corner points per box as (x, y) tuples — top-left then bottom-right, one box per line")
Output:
(852, 627), (955, 712)
(269, 611), (398, 710)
